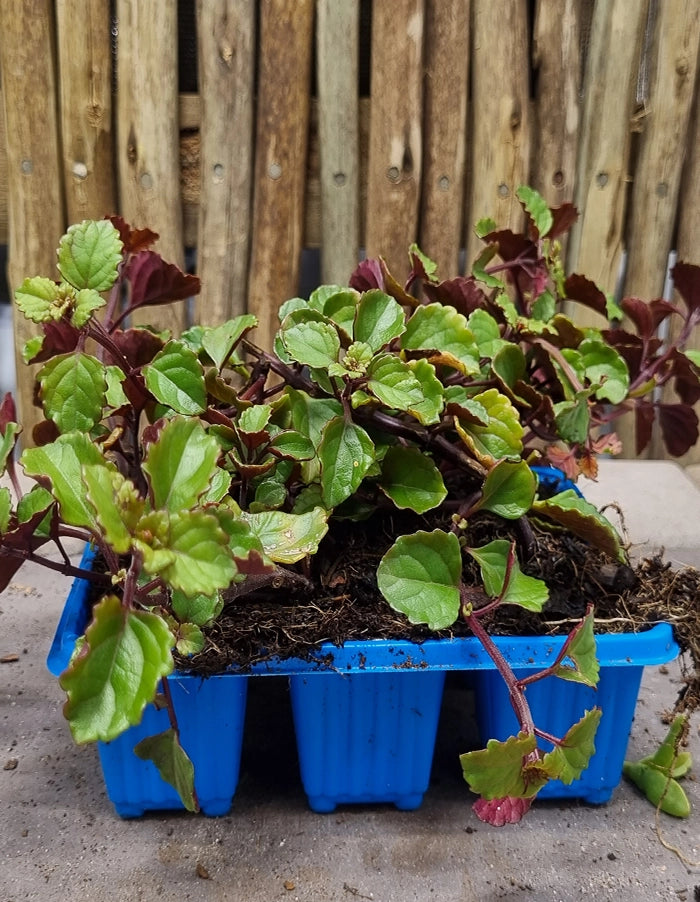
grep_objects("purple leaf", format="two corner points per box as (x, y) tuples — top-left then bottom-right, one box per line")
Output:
(620, 297), (676, 340)
(635, 401), (656, 456)
(108, 215), (159, 254)
(25, 321), (81, 363)
(111, 328), (166, 368)
(548, 203), (579, 240)
(0, 393), (17, 431)
(473, 795), (534, 826)
(658, 402), (699, 457)
(423, 277), (489, 317)
(672, 261), (700, 317)
(349, 258), (384, 293)
(564, 274), (607, 317)
(668, 350), (700, 406)
(124, 251), (201, 310)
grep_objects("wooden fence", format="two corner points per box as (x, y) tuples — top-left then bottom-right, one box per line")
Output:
(1, 0), (700, 461)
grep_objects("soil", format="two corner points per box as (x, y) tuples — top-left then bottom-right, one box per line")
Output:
(175, 509), (700, 716)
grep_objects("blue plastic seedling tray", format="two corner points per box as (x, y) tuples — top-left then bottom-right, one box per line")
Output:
(48, 546), (680, 815)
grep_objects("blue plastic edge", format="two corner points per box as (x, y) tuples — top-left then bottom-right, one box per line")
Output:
(47, 544), (680, 678)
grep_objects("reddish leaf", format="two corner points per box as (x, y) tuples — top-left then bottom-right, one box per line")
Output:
(620, 297), (676, 340)
(124, 251), (201, 310)
(32, 419), (60, 447)
(111, 328), (166, 368)
(349, 258), (384, 293)
(548, 202), (579, 241)
(483, 229), (535, 264)
(108, 216), (159, 254)
(578, 448), (598, 480)
(472, 795), (534, 826)
(635, 401), (656, 456)
(564, 274), (607, 317)
(668, 350), (700, 406)
(423, 277), (489, 317)
(545, 446), (579, 480)
(0, 393), (17, 431)
(658, 402), (699, 458)
(25, 321), (81, 364)
(672, 261), (700, 317)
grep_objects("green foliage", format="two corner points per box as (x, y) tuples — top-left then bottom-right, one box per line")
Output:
(623, 715), (692, 817)
(5, 192), (696, 819)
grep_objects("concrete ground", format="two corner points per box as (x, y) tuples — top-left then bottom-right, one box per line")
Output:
(1, 460), (699, 902)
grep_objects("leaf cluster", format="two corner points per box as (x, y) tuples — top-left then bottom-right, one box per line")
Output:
(2, 190), (698, 820)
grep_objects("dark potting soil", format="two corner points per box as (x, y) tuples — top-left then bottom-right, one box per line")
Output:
(173, 509), (700, 714)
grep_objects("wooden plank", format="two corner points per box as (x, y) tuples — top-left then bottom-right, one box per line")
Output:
(194, 0), (255, 324)
(531, 0), (581, 211)
(566, 0), (648, 298)
(659, 65), (700, 465)
(624, 0), (700, 301)
(466, 0), (530, 267)
(116, 0), (185, 330)
(0, 0), (64, 438)
(316, 0), (360, 285)
(419, 0), (470, 278)
(248, 0), (314, 350)
(0, 82), (8, 246)
(56, 0), (116, 223)
(365, 0), (425, 278)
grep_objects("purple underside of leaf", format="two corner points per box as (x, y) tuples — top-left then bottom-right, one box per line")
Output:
(547, 202), (579, 240)
(109, 216), (159, 254)
(0, 393), (17, 430)
(349, 258), (384, 293)
(620, 297), (676, 339)
(564, 273), (607, 316)
(672, 261), (700, 316)
(27, 321), (81, 363)
(422, 277), (489, 317)
(635, 401), (656, 456)
(125, 251), (201, 308)
(111, 328), (166, 368)
(658, 402), (699, 457)
(472, 795), (534, 826)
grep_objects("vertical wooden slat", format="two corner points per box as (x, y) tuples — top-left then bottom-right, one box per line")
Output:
(624, 0), (700, 301)
(419, 0), (470, 278)
(466, 0), (530, 267)
(365, 0), (425, 277)
(659, 65), (700, 465)
(316, 0), (360, 285)
(531, 0), (581, 210)
(0, 80), (8, 246)
(566, 0), (648, 297)
(195, 0), (255, 324)
(0, 0), (64, 437)
(56, 0), (116, 223)
(248, 0), (314, 350)
(116, 0), (185, 330)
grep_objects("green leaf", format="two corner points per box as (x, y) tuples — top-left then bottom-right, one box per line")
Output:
(578, 338), (630, 403)
(143, 417), (221, 513)
(554, 610), (599, 687)
(239, 403), (272, 434)
(541, 708), (602, 785)
(467, 309), (506, 358)
(268, 429), (315, 461)
(57, 219), (123, 291)
(478, 460), (536, 519)
(104, 366), (129, 410)
(0, 486), (10, 532)
(516, 185), (553, 237)
(308, 283), (351, 313)
(135, 509), (236, 596)
(16, 485), (54, 526)
(406, 358), (444, 425)
(318, 416), (375, 508)
(21, 433), (112, 528)
(622, 760), (691, 817)
(468, 540), (548, 611)
(82, 465), (142, 554)
(460, 733), (543, 799)
(454, 388), (523, 465)
(0, 420), (20, 474)
(366, 354), (424, 412)
(683, 348), (700, 368)
(378, 445), (447, 513)
(286, 389), (343, 482)
(241, 507), (328, 563)
(401, 304), (480, 374)
(71, 288), (106, 327)
(531, 289), (556, 322)
(354, 290), (405, 351)
(409, 243), (439, 279)
(280, 316), (341, 369)
(642, 715), (691, 773)
(143, 341), (207, 415)
(133, 728), (198, 812)
(475, 217), (498, 239)
(171, 589), (223, 627)
(14, 276), (62, 323)
(472, 244), (504, 289)
(491, 344), (526, 390)
(377, 529), (462, 630)
(174, 623), (205, 656)
(553, 396), (591, 444)
(60, 594), (174, 743)
(38, 353), (107, 433)
(201, 315), (257, 369)
(532, 490), (625, 562)
(323, 289), (361, 336)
